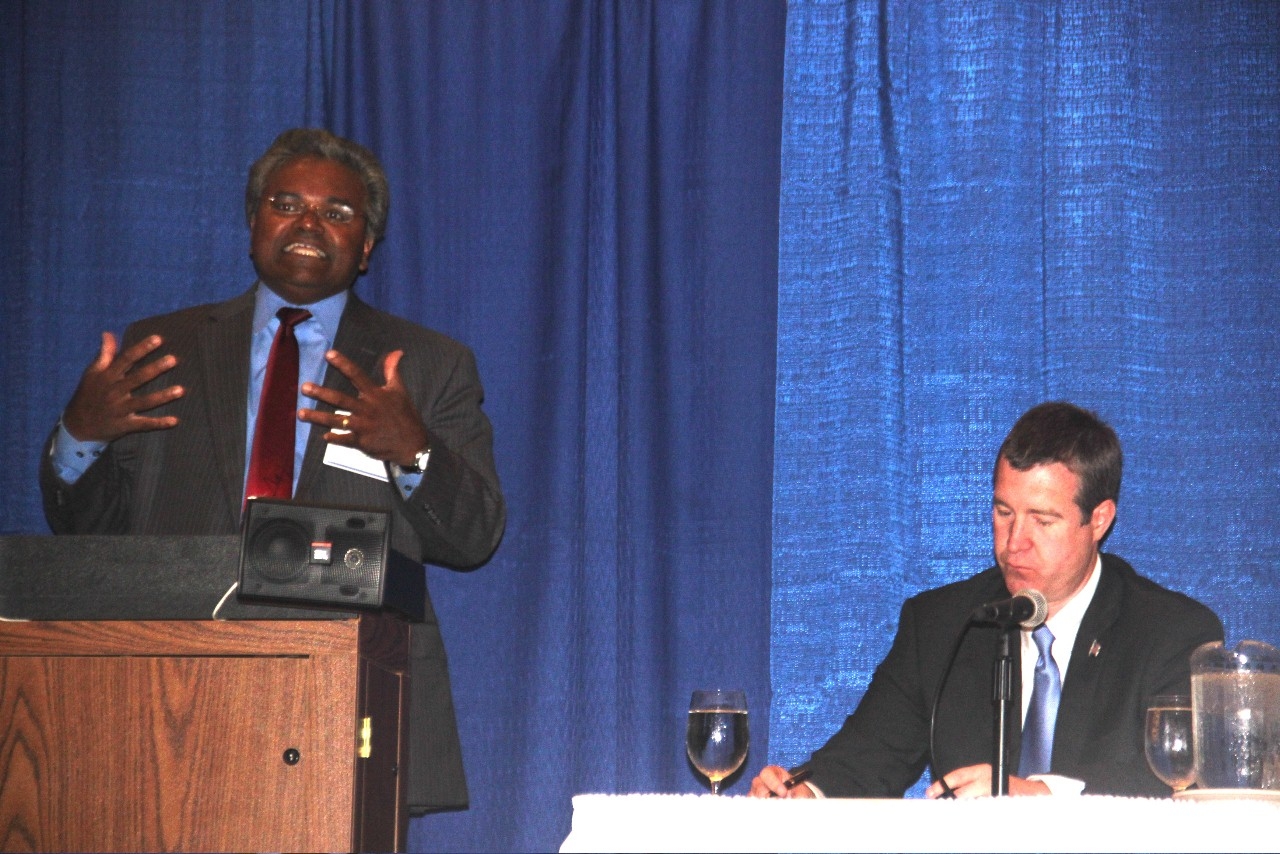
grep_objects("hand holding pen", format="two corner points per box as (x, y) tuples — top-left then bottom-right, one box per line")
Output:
(747, 763), (816, 798)
(783, 765), (812, 791)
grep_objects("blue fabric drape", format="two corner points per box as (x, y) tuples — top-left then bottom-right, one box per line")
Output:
(772, 0), (1280, 795)
(2, 2), (784, 851)
(8, 0), (1279, 848)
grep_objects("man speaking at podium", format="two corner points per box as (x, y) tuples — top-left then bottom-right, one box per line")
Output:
(38, 128), (505, 815)
(751, 402), (1221, 799)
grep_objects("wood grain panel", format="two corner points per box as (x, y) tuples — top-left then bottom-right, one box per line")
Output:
(0, 653), (355, 852)
(0, 617), (412, 852)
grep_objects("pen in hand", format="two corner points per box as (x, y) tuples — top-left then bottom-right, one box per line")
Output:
(782, 765), (812, 790)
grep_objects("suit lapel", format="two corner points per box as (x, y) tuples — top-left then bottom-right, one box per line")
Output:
(197, 289), (256, 522)
(1051, 556), (1123, 770)
(295, 292), (389, 498)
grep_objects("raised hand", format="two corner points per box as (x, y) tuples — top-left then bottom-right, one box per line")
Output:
(300, 348), (429, 466)
(62, 332), (184, 443)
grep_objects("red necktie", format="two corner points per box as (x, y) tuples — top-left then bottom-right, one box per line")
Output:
(245, 307), (312, 501)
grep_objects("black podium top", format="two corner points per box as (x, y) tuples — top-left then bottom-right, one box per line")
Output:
(0, 534), (414, 621)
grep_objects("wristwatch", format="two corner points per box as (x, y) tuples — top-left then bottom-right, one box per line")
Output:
(403, 445), (431, 475)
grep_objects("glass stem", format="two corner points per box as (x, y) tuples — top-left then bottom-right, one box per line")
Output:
(710, 780), (721, 795)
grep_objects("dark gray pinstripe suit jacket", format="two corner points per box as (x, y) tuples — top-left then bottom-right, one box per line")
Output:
(41, 285), (505, 813)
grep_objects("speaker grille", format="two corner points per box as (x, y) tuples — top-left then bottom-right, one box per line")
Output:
(239, 499), (392, 609)
(247, 518), (311, 582)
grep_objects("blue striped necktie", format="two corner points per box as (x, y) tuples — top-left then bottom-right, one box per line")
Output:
(1018, 624), (1061, 777)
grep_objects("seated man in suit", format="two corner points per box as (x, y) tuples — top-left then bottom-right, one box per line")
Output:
(40, 128), (504, 814)
(751, 401), (1222, 799)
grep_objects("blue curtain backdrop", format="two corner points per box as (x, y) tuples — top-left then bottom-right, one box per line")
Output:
(772, 0), (1280, 795)
(5, 0), (1280, 851)
(1, 2), (784, 851)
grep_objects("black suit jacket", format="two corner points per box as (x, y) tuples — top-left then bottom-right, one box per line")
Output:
(806, 553), (1223, 798)
(41, 285), (505, 813)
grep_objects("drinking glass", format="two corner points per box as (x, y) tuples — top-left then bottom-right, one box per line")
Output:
(686, 689), (749, 795)
(1145, 694), (1196, 793)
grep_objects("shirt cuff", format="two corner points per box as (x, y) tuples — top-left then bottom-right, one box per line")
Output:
(50, 421), (107, 484)
(1028, 773), (1086, 796)
(390, 467), (424, 498)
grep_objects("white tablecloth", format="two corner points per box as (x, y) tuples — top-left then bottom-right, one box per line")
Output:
(560, 792), (1280, 852)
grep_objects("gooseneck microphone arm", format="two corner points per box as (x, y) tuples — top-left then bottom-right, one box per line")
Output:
(927, 620), (971, 800)
(971, 589), (1046, 796)
(929, 589), (1048, 798)
(930, 589), (1048, 798)
(991, 626), (1016, 796)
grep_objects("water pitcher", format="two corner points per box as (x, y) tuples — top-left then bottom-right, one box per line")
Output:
(1190, 639), (1280, 790)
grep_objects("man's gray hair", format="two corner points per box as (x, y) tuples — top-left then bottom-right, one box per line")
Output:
(245, 128), (389, 244)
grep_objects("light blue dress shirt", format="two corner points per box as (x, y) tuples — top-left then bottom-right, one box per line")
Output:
(52, 284), (423, 497)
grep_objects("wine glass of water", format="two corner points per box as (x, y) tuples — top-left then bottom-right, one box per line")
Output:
(686, 689), (749, 795)
(1145, 694), (1196, 794)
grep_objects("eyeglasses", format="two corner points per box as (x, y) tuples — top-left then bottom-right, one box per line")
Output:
(265, 194), (363, 226)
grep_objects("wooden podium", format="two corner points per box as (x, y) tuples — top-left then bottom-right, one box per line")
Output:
(0, 614), (410, 852)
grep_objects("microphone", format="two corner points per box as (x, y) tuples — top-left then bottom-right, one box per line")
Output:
(970, 589), (1047, 629)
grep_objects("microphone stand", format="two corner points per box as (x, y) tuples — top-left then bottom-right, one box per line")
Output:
(990, 626), (1016, 796)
